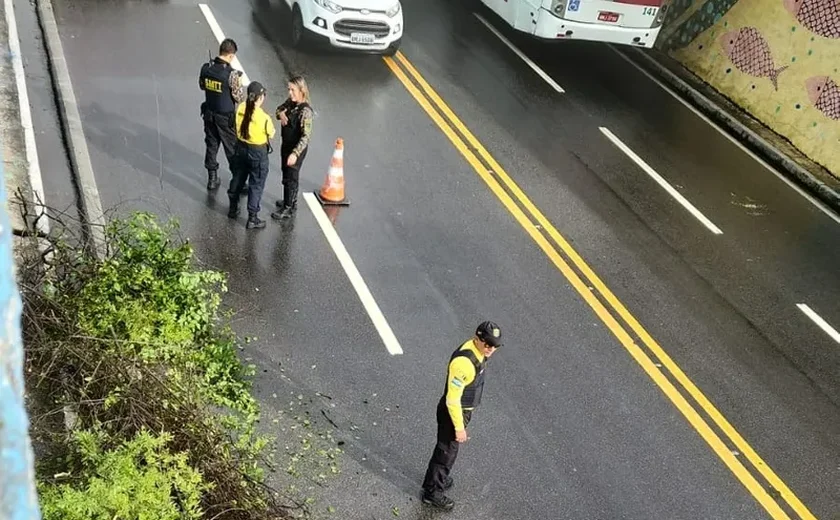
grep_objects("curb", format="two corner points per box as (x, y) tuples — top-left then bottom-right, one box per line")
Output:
(34, 0), (106, 259)
(623, 46), (840, 216)
(4, 0), (49, 239)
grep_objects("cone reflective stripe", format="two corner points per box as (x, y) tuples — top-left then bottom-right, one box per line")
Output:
(315, 138), (350, 206)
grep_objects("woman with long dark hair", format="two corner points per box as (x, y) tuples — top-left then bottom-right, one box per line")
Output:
(271, 75), (313, 220)
(228, 81), (276, 229)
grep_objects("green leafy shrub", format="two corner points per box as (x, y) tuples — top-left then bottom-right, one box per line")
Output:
(21, 212), (293, 519)
(72, 214), (223, 347)
(38, 429), (207, 520)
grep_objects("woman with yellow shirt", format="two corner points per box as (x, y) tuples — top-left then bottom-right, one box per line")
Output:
(227, 81), (276, 229)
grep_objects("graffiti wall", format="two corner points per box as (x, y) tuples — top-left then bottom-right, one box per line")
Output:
(657, 0), (840, 178)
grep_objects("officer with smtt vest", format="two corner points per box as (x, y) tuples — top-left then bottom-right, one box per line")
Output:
(421, 321), (503, 511)
(199, 38), (245, 191)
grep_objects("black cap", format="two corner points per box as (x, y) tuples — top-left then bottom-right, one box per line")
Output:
(248, 81), (266, 97)
(475, 321), (502, 348)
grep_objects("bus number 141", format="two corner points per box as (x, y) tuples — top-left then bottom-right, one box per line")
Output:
(642, 6), (658, 16)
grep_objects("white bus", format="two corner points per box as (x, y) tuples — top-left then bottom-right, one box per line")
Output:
(478, 0), (672, 48)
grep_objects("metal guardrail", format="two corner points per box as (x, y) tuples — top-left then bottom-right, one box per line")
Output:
(0, 148), (42, 519)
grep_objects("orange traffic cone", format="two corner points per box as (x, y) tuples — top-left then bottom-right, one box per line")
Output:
(315, 138), (350, 206)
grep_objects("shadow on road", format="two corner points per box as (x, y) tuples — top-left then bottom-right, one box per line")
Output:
(79, 101), (235, 215)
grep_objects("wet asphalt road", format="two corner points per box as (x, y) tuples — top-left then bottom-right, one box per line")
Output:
(16, 0), (840, 517)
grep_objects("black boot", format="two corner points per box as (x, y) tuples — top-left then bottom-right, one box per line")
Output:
(271, 204), (296, 220)
(281, 204), (296, 219)
(207, 170), (221, 191)
(227, 197), (239, 219)
(283, 187), (299, 219)
(246, 212), (266, 229)
(272, 187), (297, 220)
(421, 491), (454, 511)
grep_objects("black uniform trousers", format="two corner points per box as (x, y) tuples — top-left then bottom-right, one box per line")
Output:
(203, 110), (237, 173)
(228, 141), (270, 216)
(280, 147), (307, 209)
(422, 397), (473, 496)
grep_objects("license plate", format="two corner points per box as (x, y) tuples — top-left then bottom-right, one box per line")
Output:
(598, 11), (620, 22)
(350, 32), (375, 44)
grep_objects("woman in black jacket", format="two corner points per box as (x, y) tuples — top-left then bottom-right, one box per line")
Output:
(272, 75), (313, 220)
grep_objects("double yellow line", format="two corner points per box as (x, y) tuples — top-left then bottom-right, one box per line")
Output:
(383, 51), (817, 520)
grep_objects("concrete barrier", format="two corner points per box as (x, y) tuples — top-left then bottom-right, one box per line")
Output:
(0, 140), (41, 520)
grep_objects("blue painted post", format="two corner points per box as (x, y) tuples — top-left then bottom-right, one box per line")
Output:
(0, 148), (42, 518)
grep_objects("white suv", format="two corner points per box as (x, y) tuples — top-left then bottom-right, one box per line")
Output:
(286, 0), (403, 55)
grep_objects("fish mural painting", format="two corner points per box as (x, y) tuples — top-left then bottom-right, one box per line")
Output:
(663, 0), (840, 178)
(783, 0), (840, 39)
(719, 27), (790, 89)
(806, 76), (840, 119)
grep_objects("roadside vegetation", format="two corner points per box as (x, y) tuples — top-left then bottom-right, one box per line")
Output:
(17, 209), (342, 520)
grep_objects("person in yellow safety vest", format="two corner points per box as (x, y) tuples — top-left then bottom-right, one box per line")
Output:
(227, 80), (276, 229)
(421, 321), (503, 511)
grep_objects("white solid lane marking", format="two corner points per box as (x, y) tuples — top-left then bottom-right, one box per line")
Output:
(609, 45), (840, 226)
(198, 4), (251, 85)
(797, 304), (840, 345)
(600, 127), (724, 235)
(5, 0), (49, 238)
(304, 193), (404, 355)
(197, 5), (402, 355)
(474, 13), (565, 94)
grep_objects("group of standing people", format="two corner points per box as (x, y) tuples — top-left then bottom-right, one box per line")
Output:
(200, 37), (505, 516)
(199, 38), (314, 229)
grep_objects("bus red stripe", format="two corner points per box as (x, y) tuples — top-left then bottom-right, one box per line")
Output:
(613, 0), (662, 6)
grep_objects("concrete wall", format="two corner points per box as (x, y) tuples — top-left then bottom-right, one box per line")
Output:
(656, 0), (840, 178)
